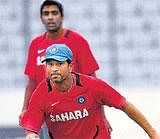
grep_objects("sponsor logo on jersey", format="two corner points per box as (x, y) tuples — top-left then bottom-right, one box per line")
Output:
(37, 49), (45, 54)
(77, 96), (86, 104)
(50, 108), (89, 122)
(36, 49), (46, 65)
(36, 56), (45, 65)
(51, 101), (60, 107)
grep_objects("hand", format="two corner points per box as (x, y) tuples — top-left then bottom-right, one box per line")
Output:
(26, 132), (40, 139)
(150, 132), (160, 139)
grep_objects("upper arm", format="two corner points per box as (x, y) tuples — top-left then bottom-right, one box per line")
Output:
(76, 37), (99, 75)
(93, 79), (126, 108)
(27, 77), (37, 91)
(24, 41), (37, 79)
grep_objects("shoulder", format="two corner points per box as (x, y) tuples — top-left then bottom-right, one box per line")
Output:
(79, 74), (104, 87)
(29, 79), (49, 107)
(34, 79), (49, 96)
(66, 29), (87, 42)
(29, 33), (46, 47)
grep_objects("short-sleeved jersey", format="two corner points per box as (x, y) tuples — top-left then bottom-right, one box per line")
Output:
(24, 29), (99, 84)
(20, 73), (126, 139)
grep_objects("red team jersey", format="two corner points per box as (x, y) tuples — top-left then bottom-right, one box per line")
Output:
(20, 73), (126, 139)
(24, 29), (99, 84)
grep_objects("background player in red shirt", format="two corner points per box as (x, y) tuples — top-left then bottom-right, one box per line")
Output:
(19, 44), (160, 139)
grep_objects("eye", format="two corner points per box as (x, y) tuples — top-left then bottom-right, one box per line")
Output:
(51, 11), (59, 15)
(46, 61), (53, 66)
(56, 62), (64, 66)
(42, 11), (49, 16)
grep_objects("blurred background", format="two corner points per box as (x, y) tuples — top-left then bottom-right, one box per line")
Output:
(0, 0), (160, 138)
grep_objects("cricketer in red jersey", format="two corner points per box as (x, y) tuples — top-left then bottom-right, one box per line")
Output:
(19, 44), (160, 139)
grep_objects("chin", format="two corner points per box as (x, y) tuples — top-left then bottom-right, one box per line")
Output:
(54, 80), (63, 84)
(51, 78), (61, 83)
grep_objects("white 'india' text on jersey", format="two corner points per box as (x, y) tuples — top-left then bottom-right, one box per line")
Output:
(50, 108), (89, 122)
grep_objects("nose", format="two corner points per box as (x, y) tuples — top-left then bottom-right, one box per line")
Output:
(48, 13), (54, 19)
(51, 65), (59, 72)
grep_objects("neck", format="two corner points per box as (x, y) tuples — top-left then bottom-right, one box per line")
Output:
(52, 74), (74, 92)
(47, 28), (64, 40)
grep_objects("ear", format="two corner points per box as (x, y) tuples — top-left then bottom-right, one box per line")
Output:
(40, 16), (45, 24)
(69, 63), (73, 72)
(62, 16), (64, 20)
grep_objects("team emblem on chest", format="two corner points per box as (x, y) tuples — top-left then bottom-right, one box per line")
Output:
(77, 96), (86, 104)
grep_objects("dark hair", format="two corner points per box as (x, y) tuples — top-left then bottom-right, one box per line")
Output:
(44, 59), (72, 64)
(66, 59), (72, 64)
(40, 0), (64, 16)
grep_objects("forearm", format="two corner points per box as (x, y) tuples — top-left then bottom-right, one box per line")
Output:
(121, 100), (157, 138)
(22, 78), (37, 111)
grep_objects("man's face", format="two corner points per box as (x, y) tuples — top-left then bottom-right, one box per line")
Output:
(41, 5), (63, 32)
(46, 59), (72, 83)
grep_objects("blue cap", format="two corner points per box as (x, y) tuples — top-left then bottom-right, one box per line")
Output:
(42, 44), (73, 62)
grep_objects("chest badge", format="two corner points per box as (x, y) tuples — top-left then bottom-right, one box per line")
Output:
(77, 96), (86, 104)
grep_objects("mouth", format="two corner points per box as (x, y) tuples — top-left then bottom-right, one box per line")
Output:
(50, 74), (61, 80)
(47, 22), (56, 27)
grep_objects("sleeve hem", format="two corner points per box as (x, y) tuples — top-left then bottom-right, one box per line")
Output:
(19, 123), (39, 133)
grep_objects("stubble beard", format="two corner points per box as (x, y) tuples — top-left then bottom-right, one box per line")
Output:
(47, 22), (62, 33)
(51, 74), (66, 84)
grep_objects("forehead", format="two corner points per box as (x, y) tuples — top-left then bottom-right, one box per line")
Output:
(42, 5), (60, 12)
